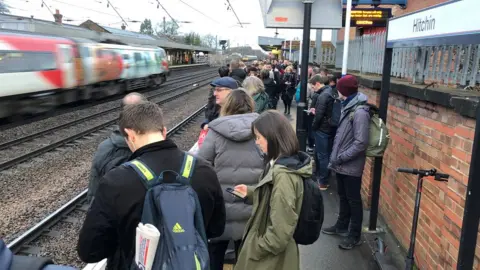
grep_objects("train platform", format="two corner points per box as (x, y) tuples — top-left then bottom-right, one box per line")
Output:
(277, 101), (379, 270)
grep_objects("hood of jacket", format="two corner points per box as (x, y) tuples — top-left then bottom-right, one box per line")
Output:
(109, 127), (129, 148)
(274, 151), (313, 178)
(253, 91), (268, 102)
(343, 92), (368, 112)
(230, 69), (247, 80)
(208, 113), (259, 142)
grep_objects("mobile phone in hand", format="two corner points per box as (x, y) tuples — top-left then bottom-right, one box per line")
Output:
(226, 187), (246, 199)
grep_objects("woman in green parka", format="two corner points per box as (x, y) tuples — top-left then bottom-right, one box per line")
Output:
(242, 76), (270, 114)
(233, 110), (313, 270)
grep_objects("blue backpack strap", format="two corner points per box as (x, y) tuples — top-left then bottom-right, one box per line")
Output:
(123, 159), (158, 188)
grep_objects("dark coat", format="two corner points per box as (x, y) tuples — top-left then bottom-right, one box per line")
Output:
(77, 140), (226, 270)
(329, 93), (370, 177)
(312, 85), (335, 135)
(87, 128), (131, 203)
(0, 240), (75, 270)
(263, 78), (279, 99)
(202, 87), (220, 128)
(230, 69), (247, 84)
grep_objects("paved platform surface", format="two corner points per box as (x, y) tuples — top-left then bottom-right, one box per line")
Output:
(278, 101), (378, 270)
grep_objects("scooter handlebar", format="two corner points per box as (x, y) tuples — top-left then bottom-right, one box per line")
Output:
(397, 168), (417, 174)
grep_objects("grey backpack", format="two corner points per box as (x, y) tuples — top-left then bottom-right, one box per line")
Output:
(124, 153), (209, 270)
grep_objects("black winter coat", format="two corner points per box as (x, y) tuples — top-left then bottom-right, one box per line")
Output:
(312, 86), (335, 135)
(263, 78), (279, 99)
(87, 128), (131, 203)
(202, 87), (220, 128)
(230, 69), (247, 84)
(77, 140), (226, 270)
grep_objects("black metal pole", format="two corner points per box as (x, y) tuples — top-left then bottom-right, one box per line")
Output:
(296, 1), (312, 152)
(457, 105), (480, 269)
(405, 176), (424, 270)
(368, 25), (392, 231)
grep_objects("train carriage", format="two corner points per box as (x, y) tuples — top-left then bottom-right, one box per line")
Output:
(0, 31), (170, 119)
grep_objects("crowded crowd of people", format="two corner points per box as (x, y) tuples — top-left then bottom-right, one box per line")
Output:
(1, 58), (372, 270)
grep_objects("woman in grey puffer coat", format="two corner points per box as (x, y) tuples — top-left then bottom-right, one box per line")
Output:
(198, 89), (264, 270)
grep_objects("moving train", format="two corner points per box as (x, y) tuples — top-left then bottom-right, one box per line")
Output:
(0, 31), (170, 119)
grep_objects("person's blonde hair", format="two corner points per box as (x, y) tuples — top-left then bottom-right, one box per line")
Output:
(242, 76), (265, 96)
(220, 88), (255, 116)
(285, 65), (294, 73)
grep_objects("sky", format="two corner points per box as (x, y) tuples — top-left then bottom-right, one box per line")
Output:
(4, 0), (332, 50)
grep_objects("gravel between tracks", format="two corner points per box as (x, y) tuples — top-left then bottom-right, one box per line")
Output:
(29, 117), (205, 268)
(0, 86), (210, 244)
(0, 71), (216, 144)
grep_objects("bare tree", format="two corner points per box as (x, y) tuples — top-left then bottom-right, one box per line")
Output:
(0, 1), (10, 14)
(202, 34), (216, 48)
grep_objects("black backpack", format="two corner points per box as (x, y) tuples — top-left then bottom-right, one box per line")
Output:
(328, 88), (342, 128)
(293, 175), (325, 245)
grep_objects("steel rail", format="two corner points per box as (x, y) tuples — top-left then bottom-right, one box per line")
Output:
(0, 77), (214, 172)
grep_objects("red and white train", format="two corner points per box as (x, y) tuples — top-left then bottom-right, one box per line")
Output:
(0, 31), (171, 119)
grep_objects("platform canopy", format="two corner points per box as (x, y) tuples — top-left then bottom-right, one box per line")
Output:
(258, 0), (342, 29)
(258, 36), (285, 52)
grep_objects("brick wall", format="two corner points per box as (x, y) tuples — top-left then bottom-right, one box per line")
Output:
(359, 84), (477, 269)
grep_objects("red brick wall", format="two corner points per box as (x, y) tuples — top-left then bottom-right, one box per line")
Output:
(359, 84), (477, 269)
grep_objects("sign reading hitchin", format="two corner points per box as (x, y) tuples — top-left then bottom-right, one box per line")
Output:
(387, 0), (480, 47)
(342, 8), (392, 27)
(258, 0), (342, 29)
(342, 0), (407, 5)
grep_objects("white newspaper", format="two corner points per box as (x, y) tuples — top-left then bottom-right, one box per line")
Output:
(134, 223), (161, 270)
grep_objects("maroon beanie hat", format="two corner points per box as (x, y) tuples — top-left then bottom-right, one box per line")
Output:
(337, 75), (359, 97)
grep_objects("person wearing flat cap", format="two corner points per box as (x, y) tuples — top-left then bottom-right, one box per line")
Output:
(202, 77), (239, 130)
(321, 74), (371, 250)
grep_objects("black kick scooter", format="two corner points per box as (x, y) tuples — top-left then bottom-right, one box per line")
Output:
(397, 168), (449, 270)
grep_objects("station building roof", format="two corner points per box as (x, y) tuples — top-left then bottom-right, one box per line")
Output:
(0, 14), (214, 52)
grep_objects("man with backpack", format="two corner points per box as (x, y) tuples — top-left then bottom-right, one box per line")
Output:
(310, 75), (342, 190)
(77, 101), (226, 269)
(322, 75), (370, 250)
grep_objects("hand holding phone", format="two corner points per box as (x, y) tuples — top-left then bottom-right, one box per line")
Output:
(227, 186), (247, 199)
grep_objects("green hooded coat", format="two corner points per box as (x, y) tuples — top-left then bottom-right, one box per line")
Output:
(234, 152), (313, 270)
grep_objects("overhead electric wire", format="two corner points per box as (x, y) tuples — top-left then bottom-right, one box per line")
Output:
(106, 0), (129, 26)
(177, 0), (222, 25)
(155, 0), (179, 28)
(49, 0), (119, 18)
(41, 0), (54, 16)
(225, 0), (243, 28)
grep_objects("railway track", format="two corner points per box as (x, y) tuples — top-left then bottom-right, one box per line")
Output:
(0, 65), (216, 130)
(0, 72), (217, 172)
(6, 105), (206, 256)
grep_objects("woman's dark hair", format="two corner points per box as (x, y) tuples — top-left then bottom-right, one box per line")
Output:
(218, 66), (229, 77)
(252, 110), (299, 160)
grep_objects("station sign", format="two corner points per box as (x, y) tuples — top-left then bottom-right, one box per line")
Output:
(387, 0), (480, 47)
(342, 8), (392, 27)
(342, 0), (407, 6)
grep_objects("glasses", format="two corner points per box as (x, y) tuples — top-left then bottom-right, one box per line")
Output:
(214, 87), (230, 92)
